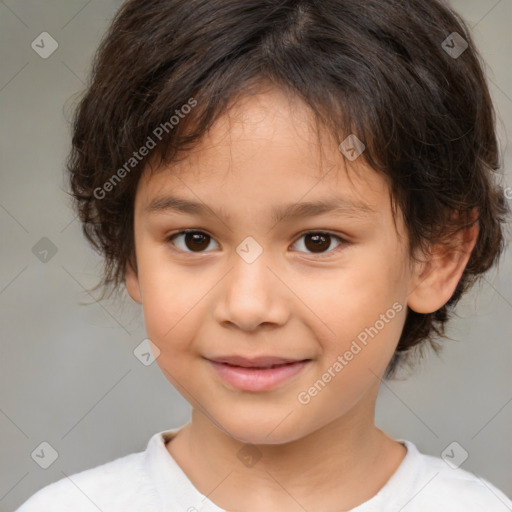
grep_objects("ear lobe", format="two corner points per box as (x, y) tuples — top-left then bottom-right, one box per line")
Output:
(125, 260), (142, 304)
(407, 219), (479, 314)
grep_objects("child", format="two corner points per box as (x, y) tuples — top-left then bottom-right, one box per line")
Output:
(16, 0), (512, 510)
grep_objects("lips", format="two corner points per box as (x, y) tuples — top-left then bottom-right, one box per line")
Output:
(208, 355), (309, 369)
(206, 356), (312, 392)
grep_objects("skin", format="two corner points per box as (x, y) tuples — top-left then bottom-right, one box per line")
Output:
(125, 86), (478, 512)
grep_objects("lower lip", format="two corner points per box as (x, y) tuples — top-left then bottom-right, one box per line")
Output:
(208, 360), (310, 392)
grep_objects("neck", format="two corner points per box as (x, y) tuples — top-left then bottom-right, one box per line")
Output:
(167, 395), (406, 511)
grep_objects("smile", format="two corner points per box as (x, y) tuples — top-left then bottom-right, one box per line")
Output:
(207, 359), (311, 392)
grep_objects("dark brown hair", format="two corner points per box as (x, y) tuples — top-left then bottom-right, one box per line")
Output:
(67, 0), (510, 377)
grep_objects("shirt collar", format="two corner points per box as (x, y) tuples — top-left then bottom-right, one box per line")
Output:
(144, 423), (226, 512)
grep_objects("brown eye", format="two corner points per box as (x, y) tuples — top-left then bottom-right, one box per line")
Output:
(305, 233), (331, 253)
(167, 230), (219, 253)
(292, 232), (344, 256)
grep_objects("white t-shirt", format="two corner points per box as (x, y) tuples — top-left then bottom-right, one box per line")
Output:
(15, 424), (512, 512)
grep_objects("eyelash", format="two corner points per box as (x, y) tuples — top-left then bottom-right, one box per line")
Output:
(165, 229), (348, 258)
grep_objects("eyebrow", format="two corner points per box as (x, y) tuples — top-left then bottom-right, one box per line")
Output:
(145, 194), (376, 223)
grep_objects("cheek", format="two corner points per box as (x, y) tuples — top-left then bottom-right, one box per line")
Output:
(295, 250), (407, 366)
(295, 304), (406, 424)
(136, 249), (201, 352)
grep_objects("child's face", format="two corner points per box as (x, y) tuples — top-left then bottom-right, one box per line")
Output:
(127, 87), (419, 444)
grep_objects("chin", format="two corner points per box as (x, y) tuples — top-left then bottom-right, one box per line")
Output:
(216, 410), (311, 446)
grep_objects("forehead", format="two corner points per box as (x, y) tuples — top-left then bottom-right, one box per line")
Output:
(138, 87), (389, 215)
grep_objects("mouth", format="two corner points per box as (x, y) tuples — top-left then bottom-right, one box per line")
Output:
(206, 356), (312, 392)
(208, 355), (309, 368)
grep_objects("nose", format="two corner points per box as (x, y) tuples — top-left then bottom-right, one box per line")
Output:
(213, 251), (290, 332)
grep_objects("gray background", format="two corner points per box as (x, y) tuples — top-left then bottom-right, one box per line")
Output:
(1, 0), (511, 510)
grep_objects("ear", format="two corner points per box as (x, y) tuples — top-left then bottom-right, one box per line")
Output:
(125, 259), (142, 304)
(407, 214), (479, 314)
